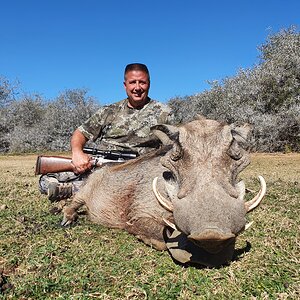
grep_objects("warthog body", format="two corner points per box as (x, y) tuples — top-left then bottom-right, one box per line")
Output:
(62, 116), (265, 266)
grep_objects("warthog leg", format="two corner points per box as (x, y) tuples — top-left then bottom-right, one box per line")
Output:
(61, 193), (86, 226)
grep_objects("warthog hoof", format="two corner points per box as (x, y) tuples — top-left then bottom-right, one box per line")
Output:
(61, 207), (78, 227)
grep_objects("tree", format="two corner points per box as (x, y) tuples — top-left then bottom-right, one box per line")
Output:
(0, 77), (18, 152)
(42, 89), (100, 151)
(169, 26), (300, 151)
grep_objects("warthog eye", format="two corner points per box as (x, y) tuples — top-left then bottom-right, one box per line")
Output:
(162, 171), (178, 201)
(163, 171), (175, 181)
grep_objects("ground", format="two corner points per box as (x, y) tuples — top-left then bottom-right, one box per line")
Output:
(0, 153), (299, 299)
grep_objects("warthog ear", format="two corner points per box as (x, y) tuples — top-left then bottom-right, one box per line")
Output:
(227, 123), (252, 160)
(151, 125), (183, 161)
(150, 124), (179, 146)
(230, 123), (253, 150)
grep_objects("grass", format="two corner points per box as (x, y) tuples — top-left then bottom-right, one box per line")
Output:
(0, 153), (299, 299)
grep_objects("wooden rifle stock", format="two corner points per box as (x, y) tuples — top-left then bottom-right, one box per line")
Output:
(35, 149), (137, 175)
(35, 155), (76, 175)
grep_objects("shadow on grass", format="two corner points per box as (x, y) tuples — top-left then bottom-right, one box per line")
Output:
(164, 226), (252, 270)
(168, 241), (252, 270)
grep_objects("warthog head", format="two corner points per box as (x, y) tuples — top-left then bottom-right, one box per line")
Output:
(151, 116), (266, 266)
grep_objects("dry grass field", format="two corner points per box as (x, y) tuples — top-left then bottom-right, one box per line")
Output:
(0, 153), (299, 299)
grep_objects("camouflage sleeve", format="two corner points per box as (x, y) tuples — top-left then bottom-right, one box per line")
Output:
(77, 107), (107, 141)
(77, 100), (125, 142)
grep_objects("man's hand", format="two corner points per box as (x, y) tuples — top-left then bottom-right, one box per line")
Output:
(71, 151), (93, 174)
(70, 129), (91, 174)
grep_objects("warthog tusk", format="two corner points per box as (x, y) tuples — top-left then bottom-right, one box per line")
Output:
(245, 221), (254, 230)
(163, 218), (177, 230)
(152, 177), (174, 212)
(245, 176), (267, 212)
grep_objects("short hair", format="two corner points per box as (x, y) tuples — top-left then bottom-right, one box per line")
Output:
(124, 63), (150, 81)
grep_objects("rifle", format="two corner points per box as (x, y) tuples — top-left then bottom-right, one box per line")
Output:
(35, 147), (138, 175)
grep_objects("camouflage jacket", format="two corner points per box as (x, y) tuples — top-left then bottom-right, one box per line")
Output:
(78, 98), (174, 155)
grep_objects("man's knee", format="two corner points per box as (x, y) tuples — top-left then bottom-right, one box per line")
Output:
(38, 172), (84, 202)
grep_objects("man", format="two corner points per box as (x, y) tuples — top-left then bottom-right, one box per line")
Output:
(41, 63), (174, 201)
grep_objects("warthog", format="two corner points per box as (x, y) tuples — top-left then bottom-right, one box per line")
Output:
(62, 116), (266, 267)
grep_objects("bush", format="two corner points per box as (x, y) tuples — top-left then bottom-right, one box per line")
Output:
(0, 77), (19, 152)
(1, 27), (299, 153)
(0, 88), (100, 153)
(169, 27), (300, 152)
(41, 89), (100, 151)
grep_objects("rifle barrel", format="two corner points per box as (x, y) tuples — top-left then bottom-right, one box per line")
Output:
(83, 147), (138, 160)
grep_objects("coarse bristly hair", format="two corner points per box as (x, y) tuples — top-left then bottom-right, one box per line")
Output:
(111, 144), (172, 172)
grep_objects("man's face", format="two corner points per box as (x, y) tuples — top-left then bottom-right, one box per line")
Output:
(124, 70), (150, 108)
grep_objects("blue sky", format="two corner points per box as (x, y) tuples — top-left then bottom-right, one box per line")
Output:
(0, 0), (299, 104)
